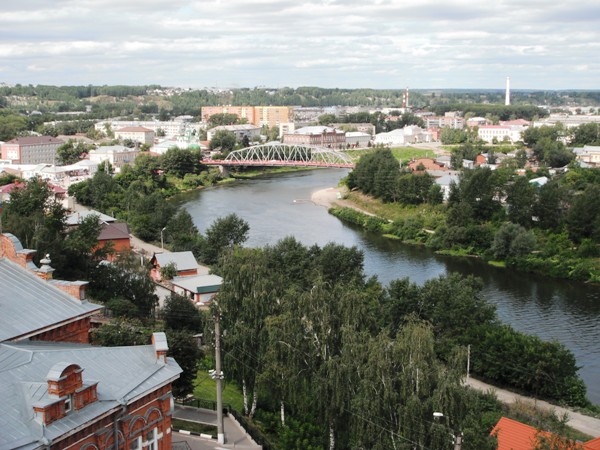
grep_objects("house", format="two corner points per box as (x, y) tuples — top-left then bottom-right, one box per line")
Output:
(201, 106), (293, 127)
(170, 273), (223, 309)
(1, 136), (64, 164)
(407, 158), (447, 172)
(491, 417), (600, 450)
(66, 210), (132, 259)
(573, 145), (600, 166)
(150, 251), (201, 281)
(0, 180), (67, 206)
(0, 232), (182, 450)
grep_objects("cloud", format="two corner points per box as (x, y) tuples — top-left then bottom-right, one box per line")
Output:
(0, 0), (598, 89)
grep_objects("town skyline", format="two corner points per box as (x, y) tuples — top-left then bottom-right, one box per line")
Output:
(1, 0), (599, 90)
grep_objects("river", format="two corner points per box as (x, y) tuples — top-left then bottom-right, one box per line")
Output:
(176, 168), (600, 405)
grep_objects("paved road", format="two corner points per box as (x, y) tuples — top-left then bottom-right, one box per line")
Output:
(467, 377), (600, 437)
(172, 405), (261, 449)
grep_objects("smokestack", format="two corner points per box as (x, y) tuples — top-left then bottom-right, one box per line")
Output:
(505, 77), (510, 106)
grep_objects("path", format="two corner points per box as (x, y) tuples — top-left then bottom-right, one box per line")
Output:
(173, 405), (262, 449)
(467, 377), (600, 437)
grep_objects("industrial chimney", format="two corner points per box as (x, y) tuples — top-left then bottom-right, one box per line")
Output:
(505, 77), (510, 106)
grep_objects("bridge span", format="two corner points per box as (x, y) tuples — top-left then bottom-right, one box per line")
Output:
(201, 143), (355, 169)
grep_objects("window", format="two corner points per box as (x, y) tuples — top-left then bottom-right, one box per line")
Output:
(130, 436), (142, 450)
(64, 396), (72, 413)
(146, 428), (158, 450)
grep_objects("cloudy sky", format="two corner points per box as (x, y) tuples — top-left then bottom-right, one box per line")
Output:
(1, 0), (599, 90)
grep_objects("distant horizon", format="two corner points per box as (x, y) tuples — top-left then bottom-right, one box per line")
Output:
(2, 82), (599, 94)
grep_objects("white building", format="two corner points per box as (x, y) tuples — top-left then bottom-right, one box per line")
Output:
(113, 126), (155, 146)
(374, 126), (432, 146)
(207, 124), (261, 142)
(95, 118), (202, 139)
(88, 145), (139, 171)
(477, 125), (527, 144)
(345, 132), (372, 148)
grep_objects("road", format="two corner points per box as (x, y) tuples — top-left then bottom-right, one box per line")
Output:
(467, 377), (600, 437)
(172, 405), (261, 450)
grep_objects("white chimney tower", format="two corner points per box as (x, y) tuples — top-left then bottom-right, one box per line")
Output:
(505, 77), (510, 106)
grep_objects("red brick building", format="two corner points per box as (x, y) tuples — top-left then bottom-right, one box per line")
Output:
(282, 126), (346, 148)
(0, 233), (182, 450)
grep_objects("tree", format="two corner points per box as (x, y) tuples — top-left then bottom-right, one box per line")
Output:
(566, 184), (600, 242)
(161, 147), (199, 178)
(201, 213), (249, 265)
(167, 329), (202, 398)
(491, 222), (536, 260)
(56, 140), (87, 165)
(209, 129), (237, 153)
(506, 176), (535, 227)
(208, 113), (240, 127)
(162, 293), (204, 332)
(88, 257), (158, 319)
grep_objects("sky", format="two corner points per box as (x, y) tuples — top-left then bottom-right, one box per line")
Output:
(1, 0), (599, 90)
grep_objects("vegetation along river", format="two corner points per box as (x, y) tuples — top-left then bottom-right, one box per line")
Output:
(177, 168), (600, 405)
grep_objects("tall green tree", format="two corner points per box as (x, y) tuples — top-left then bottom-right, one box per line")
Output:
(201, 213), (249, 265)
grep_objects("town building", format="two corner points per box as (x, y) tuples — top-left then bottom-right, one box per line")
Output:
(345, 132), (372, 148)
(207, 124), (261, 142)
(330, 123), (376, 136)
(477, 124), (527, 143)
(0, 233), (182, 450)
(66, 210), (132, 259)
(113, 126), (155, 146)
(422, 115), (465, 129)
(374, 126), (432, 146)
(88, 145), (140, 171)
(201, 106), (293, 128)
(282, 126), (346, 148)
(1, 136), (64, 164)
(95, 119), (202, 140)
(170, 273), (223, 309)
(573, 145), (600, 167)
(534, 113), (600, 129)
(150, 252), (203, 281)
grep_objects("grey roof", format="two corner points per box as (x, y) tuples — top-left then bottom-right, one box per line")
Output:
(153, 252), (198, 272)
(0, 258), (103, 342)
(171, 274), (223, 294)
(0, 340), (181, 450)
(65, 209), (115, 226)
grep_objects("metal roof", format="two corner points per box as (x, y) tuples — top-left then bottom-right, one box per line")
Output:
(153, 252), (198, 272)
(0, 340), (181, 450)
(171, 274), (223, 294)
(65, 209), (116, 226)
(0, 258), (103, 342)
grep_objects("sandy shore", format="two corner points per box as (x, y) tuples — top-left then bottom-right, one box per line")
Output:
(311, 186), (342, 208)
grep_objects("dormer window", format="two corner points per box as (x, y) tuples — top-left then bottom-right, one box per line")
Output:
(64, 395), (72, 414)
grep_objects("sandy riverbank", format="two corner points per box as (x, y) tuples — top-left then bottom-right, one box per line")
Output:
(311, 186), (376, 217)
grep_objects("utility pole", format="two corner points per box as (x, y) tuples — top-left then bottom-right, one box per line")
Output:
(466, 344), (471, 381)
(453, 431), (463, 450)
(211, 311), (225, 444)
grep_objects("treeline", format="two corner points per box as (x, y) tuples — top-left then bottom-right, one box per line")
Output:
(342, 148), (600, 283)
(431, 103), (547, 121)
(208, 237), (589, 449)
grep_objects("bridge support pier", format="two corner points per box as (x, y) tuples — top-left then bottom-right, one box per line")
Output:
(218, 165), (229, 177)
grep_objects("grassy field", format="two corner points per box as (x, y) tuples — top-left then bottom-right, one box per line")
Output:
(346, 146), (437, 163)
(193, 370), (245, 412)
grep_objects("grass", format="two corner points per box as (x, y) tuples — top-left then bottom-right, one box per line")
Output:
(346, 146), (434, 163)
(193, 370), (245, 412)
(345, 191), (445, 224)
(171, 418), (217, 435)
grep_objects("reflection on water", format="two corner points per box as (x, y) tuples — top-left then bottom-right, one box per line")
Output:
(178, 169), (600, 404)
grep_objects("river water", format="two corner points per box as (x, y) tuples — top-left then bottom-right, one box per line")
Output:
(177, 168), (600, 404)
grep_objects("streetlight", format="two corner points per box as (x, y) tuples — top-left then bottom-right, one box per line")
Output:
(433, 412), (463, 450)
(160, 227), (166, 250)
